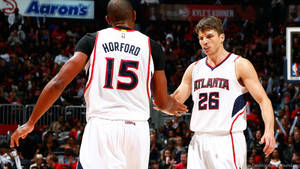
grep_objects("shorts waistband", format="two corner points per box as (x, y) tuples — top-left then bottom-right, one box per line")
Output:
(88, 116), (147, 125)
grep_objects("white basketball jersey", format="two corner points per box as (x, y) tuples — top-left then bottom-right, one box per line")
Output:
(84, 28), (154, 121)
(191, 53), (248, 134)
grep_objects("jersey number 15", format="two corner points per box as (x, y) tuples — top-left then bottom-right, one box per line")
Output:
(104, 58), (139, 90)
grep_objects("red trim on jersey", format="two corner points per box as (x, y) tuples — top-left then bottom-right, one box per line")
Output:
(84, 32), (99, 94)
(206, 53), (231, 70)
(234, 56), (240, 62)
(112, 27), (136, 32)
(229, 108), (246, 169)
(194, 59), (200, 65)
(146, 38), (151, 103)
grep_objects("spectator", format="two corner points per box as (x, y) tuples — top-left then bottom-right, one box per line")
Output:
(150, 132), (162, 161)
(49, 115), (64, 133)
(0, 85), (8, 103)
(291, 152), (300, 167)
(6, 91), (21, 104)
(282, 136), (295, 164)
(51, 25), (66, 44)
(40, 132), (58, 157)
(270, 149), (281, 168)
(62, 149), (77, 169)
(174, 151), (187, 169)
(149, 160), (160, 169)
(174, 137), (185, 163)
(247, 155), (255, 169)
(250, 148), (263, 165)
(160, 149), (174, 169)
(250, 130), (264, 154)
(46, 153), (62, 169)
(7, 27), (25, 46)
(294, 130), (300, 153)
(7, 8), (24, 28)
(29, 154), (45, 169)
(54, 50), (69, 66)
(0, 142), (14, 169)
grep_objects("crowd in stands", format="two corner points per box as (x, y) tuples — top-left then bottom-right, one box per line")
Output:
(1, 0), (300, 168)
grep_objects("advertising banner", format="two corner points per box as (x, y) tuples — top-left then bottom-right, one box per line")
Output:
(149, 4), (256, 21)
(0, 0), (94, 19)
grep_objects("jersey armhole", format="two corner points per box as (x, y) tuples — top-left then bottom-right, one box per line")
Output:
(234, 55), (240, 62)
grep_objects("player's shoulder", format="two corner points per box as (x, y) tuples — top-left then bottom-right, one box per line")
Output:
(187, 60), (200, 72)
(86, 32), (98, 37)
(233, 55), (252, 65)
(193, 57), (206, 66)
(234, 55), (255, 76)
(80, 31), (97, 41)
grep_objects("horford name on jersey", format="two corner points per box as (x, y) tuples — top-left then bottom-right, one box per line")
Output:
(102, 42), (141, 56)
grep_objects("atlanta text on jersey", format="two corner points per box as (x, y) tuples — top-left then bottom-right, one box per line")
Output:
(194, 78), (229, 91)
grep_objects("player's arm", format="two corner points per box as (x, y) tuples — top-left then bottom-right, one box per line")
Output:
(10, 52), (88, 148)
(152, 70), (188, 116)
(236, 57), (275, 156)
(171, 62), (194, 103)
(150, 39), (188, 116)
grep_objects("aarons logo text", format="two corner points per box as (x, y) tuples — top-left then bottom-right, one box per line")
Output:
(25, 1), (88, 16)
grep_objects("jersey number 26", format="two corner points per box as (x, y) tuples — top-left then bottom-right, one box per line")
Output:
(198, 92), (219, 110)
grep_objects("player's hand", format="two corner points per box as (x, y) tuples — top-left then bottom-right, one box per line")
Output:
(259, 130), (276, 156)
(166, 97), (188, 116)
(153, 97), (188, 116)
(10, 122), (34, 148)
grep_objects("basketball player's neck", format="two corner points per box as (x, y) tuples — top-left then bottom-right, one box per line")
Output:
(113, 22), (134, 29)
(207, 47), (229, 67)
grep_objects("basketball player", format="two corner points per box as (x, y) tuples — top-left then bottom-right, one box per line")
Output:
(10, 0), (188, 169)
(158, 16), (276, 169)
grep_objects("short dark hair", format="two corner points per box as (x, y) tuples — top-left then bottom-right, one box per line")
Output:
(150, 160), (159, 165)
(107, 0), (133, 23)
(195, 16), (224, 35)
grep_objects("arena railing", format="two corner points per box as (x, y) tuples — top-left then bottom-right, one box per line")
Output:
(0, 104), (191, 135)
(0, 104), (85, 126)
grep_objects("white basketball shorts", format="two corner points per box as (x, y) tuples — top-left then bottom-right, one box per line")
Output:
(187, 132), (247, 169)
(78, 118), (150, 169)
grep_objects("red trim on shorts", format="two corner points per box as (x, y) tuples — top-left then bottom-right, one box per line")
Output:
(112, 27), (136, 32)
(229, 109), (246, 169)
(234, 56), (240, 62)
(84, 31), (99, 95)
(146, 38), (151, 103)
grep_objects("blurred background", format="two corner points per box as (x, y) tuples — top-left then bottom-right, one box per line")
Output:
(0, 0), (300, 168)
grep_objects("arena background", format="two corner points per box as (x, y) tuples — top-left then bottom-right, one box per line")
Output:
(0, 0), (300, 168)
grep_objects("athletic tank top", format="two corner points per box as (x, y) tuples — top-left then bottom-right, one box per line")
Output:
(191, 53), (248, 134)
(84, 27), (154, 121)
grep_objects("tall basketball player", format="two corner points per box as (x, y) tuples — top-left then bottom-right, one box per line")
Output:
(10, 0), (188, 169)
(159, 16), (276, 169)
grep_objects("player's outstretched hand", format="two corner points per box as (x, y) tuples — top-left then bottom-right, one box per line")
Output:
(153, 97), (188, 116)
(10, 122), (34, 148)
(259, 131), (276, 156)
